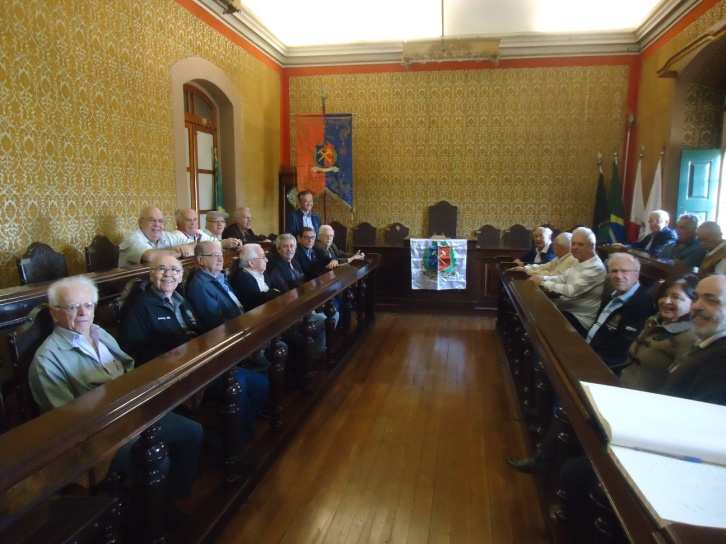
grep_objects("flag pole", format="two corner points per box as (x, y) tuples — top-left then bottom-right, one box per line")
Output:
(622, 113), (635, 200)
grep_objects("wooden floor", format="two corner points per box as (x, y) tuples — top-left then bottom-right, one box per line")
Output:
(216, 312), (548, 544)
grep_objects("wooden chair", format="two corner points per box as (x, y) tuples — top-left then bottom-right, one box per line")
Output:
(384, 223), (409, 246)
(476, 225), (501, 248)
(4, 304), (54, 426)
(502, 224), (531, 249)
(330, 221), (348, 253)
(352, 222), (377, 247)
(427, 200), (458, 238)
(85, 235), (119, 273)
(17, 243), (68, 285)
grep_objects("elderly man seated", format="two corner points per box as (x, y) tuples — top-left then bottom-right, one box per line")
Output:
(172, 208), (241, 249)
(697, 221), (726, 274)
(222, 207), (268, 245)
(661, 213), (706, 269)
(317, 224), (364, 268)
(28, 276), (202, 498)
(627, 209), (677, 256)
(231, 244), (281, 311)
(514, 226), (554, 266)
(530, 227), (607, 335)
(510, 232), (577, 277)
(118, 206), (195, 267)
(203, 210), (228, 241)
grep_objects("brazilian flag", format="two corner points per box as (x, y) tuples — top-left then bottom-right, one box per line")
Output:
(607, 159), (625, 242)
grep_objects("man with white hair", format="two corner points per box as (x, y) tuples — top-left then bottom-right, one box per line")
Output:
(172, 208), (241, 250)
(530, 227), (607, 334)
(231, 244), (281, 311)
(629, 209), (676, 256)
(203, 210), (229, 241)
(662, 213), (706, 268)
(28, 276), (202, 497)
(511, 232), (577, 277)
(514, 226), (554, 266)
(117, 206), (195, 267)
(267, 234), (306, 293)
(697, 221), (726, 274)
(316, 224), (364, 269)
(585, 253), (654, 371)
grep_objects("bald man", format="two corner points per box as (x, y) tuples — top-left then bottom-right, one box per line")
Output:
(222, 207), (268, 245)
(118, 206), (195, 267)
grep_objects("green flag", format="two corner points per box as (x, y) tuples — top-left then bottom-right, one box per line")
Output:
(213, 151), (224, 210)
(608, 157), (625, 242)
(594, 165), (610, 243)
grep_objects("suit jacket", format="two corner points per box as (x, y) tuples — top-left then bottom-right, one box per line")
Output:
(588, 285), (655, 371)
(231, 267), (280, 311)
(286, 209), (321, 238)
(521, 244), (555, 265)
(630, 226), (677, 257)
(316, 242), (352, 263)
(185, 268), (243, 332)
(267, 255), (306, 293)
(118, 284), (199, 365)
(664, 336), (726, 406)
(221, 223), (265, 244)
(662, 239), (707, 269)
(700, 242), (726, 274)
(295, 245), (331, 280)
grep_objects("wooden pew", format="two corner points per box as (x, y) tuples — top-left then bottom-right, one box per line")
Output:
(497, 269), (724, 544)
(0, 255), (380, 543)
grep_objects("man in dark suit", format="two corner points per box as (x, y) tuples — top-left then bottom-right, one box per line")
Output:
(267, 233), (307, 293)
(231, 243), (281, 311)
(185, 240), (244, 331)
(222, 207), (268, 245)
(514, 226), (555, 265)
(628, 209), (677, 257)
(295, 227), (331, 280)
(585, 252), (655, 372)
(286, 190), (321, 238)
(317, 224), (365, 266)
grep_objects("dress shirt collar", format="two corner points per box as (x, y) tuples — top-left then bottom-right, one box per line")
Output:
(609, 282), (640, 305)
(707, 240), (726, 257)
(54, 324), (102, 349)
(697, 329), (726, 349)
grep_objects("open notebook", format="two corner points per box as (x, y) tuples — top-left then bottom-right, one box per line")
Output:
(580, 381), (726, 529)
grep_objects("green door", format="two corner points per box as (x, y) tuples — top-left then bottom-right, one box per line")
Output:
(676, 149), (722, 222)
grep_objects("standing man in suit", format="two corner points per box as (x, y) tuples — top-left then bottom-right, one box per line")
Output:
(317, 224), (364, 268)
(514, 226), (554, 266)
(287, 190), (321, 238)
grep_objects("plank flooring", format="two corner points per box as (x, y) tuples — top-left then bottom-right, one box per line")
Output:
(217, 312), (548, 544)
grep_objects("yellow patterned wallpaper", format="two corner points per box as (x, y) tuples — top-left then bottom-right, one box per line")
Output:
(0, 0), (280, 288)
(683, 82), (724, 149)
(289, 66), (629, 239)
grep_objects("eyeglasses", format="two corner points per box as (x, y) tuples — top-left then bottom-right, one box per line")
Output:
(142, 218), (164, 225)
(301, 235), (316, 240)
(200, 253), (224, 258)
(153, 266), (183, 274)
(54, 302), (96, 312)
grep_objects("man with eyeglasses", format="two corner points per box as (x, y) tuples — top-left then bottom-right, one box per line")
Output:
(295, 227), (331, 280)
(203, 210), (228, 241)
(118, 254), (200, 365)
(171, 208), (241, 250)
(118, 206), (195, 267)
(28, 276), (203, 498)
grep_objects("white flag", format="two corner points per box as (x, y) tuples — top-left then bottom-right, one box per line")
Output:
(630, 155), (646, 240)
(410, 239), (467, 290)
(645, 155), (663, 216)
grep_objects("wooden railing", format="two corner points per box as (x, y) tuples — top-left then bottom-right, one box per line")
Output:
(498, 268), (724, 544)
(0, 255), (380, 543)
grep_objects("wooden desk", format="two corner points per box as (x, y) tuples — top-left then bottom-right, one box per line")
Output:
(355, 241), (526, 311)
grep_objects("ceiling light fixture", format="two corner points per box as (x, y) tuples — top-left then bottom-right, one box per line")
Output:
(401, 0), (500, 65)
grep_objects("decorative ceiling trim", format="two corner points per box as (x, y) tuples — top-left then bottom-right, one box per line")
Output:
(193, 0), (706, 67)
(657, 18), (726, 76)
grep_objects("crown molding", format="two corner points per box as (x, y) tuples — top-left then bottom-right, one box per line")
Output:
(194, 0), (703, 67)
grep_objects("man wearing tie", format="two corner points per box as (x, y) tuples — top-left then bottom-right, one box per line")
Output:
(295, 227), (331, 280)
(287, 190), (321, 238)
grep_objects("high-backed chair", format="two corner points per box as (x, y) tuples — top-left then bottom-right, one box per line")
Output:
(502, 224), (531, 249)
(4, 305), (54, 426)
(384, 223), (409, 246)
(85, 235), (120, 273)
(330, 221), (348, 253)
(427, 200), (458, 238)
(16, 243), (68, 285)
(476, 225), (501, 248)
(352, 222), (377, 247)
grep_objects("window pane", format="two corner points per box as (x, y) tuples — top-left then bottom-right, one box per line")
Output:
(185, 129), (190, 168)
(198, 173), (214, 211)
(197, 132), (214, 170)
(194, 94), (213, 122)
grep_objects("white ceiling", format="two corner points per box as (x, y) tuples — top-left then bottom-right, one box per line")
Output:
(240, 0), (666, 47)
